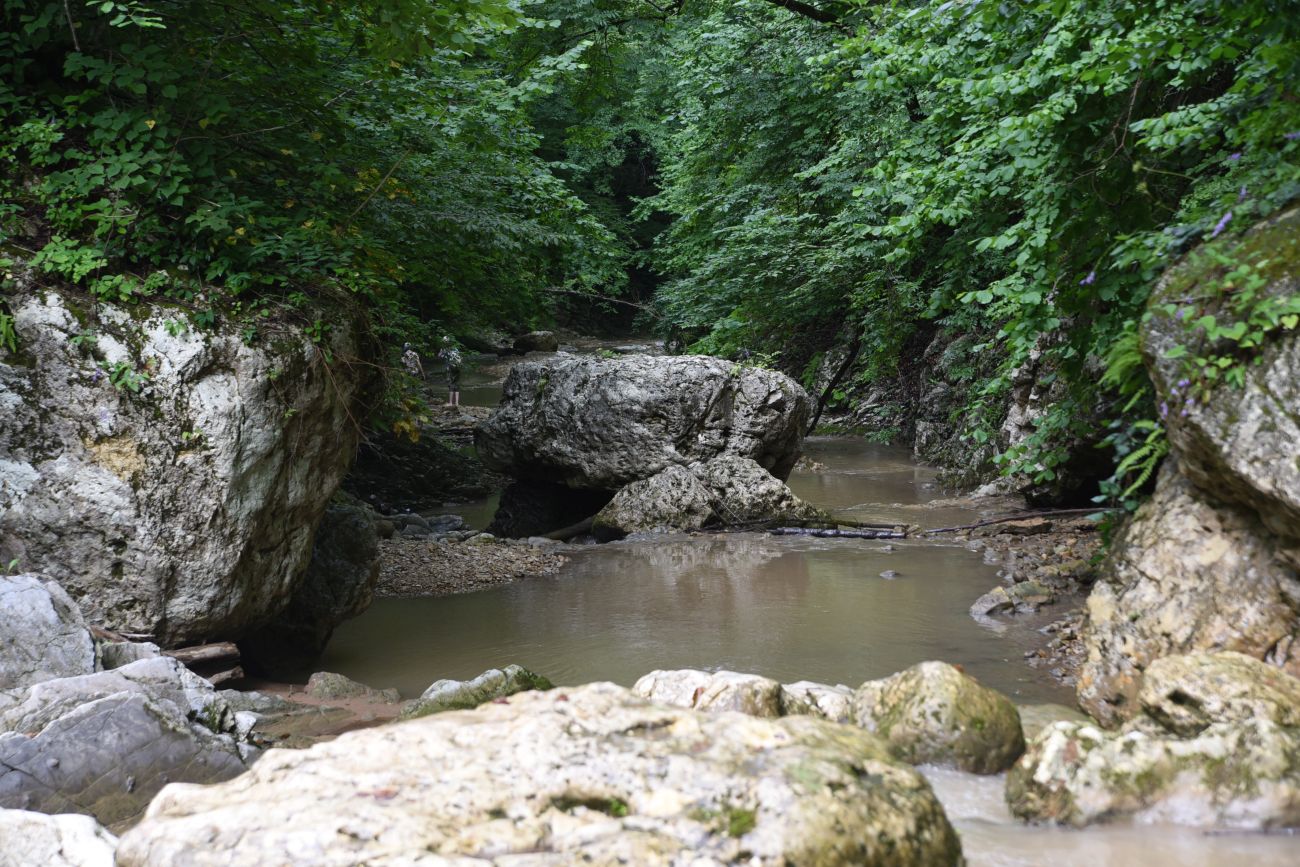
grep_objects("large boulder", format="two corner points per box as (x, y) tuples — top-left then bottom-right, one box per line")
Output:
(1078, 465), (1300, 725)
(0, 287), (374, 645)
(476, 354), (811, 491)
(1008, 652), (1300, 830)
(632, 669), (784, 717)
(0, 656), (254, 828)
(0, 808), (117, 867)
(512, 330), (559, 353)
(853, 661), (1026, 775)
(1078, 209), (1300, 724)
(0, 575), (96, 696)
(592, 456), (824, 540)
(399, 664), (554, 720)
(237, 502), (381, 677)
(1143, 207), (1300, 543)
(117, 683), (962, 866)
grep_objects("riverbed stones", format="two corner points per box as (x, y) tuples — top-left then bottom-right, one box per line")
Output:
(0, 287), (374, 646)
(1008, 653), (1300, 830)
(853, 662), (1026, 774)
(633, 669), (784, 717)
(476, 353), (811, 490)
(399, 664), (554, 720)
(1077, 465), (1300, 725)
(116, 682), (962, 866)
(592, 456), (825, 540)
(0, 575), (96, 696)
(0, 656), (254, 828)
(0, 808), (118, 867)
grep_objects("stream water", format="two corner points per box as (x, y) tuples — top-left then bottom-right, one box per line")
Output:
(321, 400), (1300, 865)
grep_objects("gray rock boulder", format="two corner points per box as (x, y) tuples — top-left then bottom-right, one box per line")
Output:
(117, 683), (962, 866)
(304, 671), (400, 704)
(0, 288), (373, 645)
(632, 669), (784, 717)
(512, 330), (559, 353)
(0, 808), (117, 867)
(592, 456), (825, 540)
(1078, 465), (1300, 725)
(238, 502), (381, 677)
(0, 575), (95, 697)
(853, 661), (1026, 774)
(0, 657), (254, 828)
(476, 354), (811, 490)
(399, 664), (553, 720)
(1008, 652), (1300, 829)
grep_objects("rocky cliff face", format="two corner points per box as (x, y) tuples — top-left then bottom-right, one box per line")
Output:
(1078, 209), (1300, 725)
(0, 286), (374, 645)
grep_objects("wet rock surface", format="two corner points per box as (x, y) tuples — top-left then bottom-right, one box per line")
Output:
(0, 288), (373, 645)
(117, 682), (962, 866)
(1008, 652), (1300, 830)
(1078, 466), (1300, 725)
(476, 354), (811, 490)
(0, 808), (118, 867)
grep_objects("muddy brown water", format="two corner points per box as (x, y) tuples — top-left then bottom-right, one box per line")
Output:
(322, 435), (1300, 865)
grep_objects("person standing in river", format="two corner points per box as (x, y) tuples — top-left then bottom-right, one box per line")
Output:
(401, 342), (425, 380)
(437, 337), (463, 406)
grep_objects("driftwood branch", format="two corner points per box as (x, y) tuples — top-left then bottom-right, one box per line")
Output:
(543, 515), (596, 541)
(164, 642), (241, 666)
(919, 508), (1113, 536)
(769, 527), (907, 539)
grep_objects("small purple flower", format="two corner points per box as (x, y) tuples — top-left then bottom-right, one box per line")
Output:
(1177, 378), (1190, 388)
(1159, 401), (1169, 419)
(1228, 152), (1242, 162)
(1079, 270), (1096, 286)
(1239, 185), (1248, 201)
(1176, 308), (1188, 320)
(1211, 210), (1233, 239)
(1285, 131), (1300, 141)
(90, 368), (104, 383)
(1180, 407), (1189, 418)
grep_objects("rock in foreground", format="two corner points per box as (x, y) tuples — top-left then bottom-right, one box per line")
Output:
(1009, 652), (1300, 829)
(118, 683), (961, 866)
(0, 808), (117, 867)
(476, 354), (811, 490)
(853, 662), (1026, 775)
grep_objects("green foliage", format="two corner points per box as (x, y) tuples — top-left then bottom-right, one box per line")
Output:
(0, 310), (15, 353)
(104, 360), (148, 393)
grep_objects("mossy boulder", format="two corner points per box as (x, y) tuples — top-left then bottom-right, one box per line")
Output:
(1009, 652), (1300, 829)
(399, 664), (553, 720)
(852, 661), (1026, 774)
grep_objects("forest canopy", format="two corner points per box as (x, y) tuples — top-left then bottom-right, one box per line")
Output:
(3, 0), (1299, 500)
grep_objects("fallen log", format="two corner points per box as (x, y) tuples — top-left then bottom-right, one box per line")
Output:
(204, 666), (245, 688)
(543, 515), (596, 541)
(768, 527), (908, 540)
(164, 642), (241, 666)
(919, 507), (1115, 536)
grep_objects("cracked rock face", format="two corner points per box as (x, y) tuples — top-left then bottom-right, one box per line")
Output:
(1077, 465), (1300, 726)
(0, 575), (96, 696)
(118, 682), (962, 866)
(1009, 652), (1300, 830)
(0, 657), (254, 829)
(476, 354), (811, 491)
(0, 288), (372, 645)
